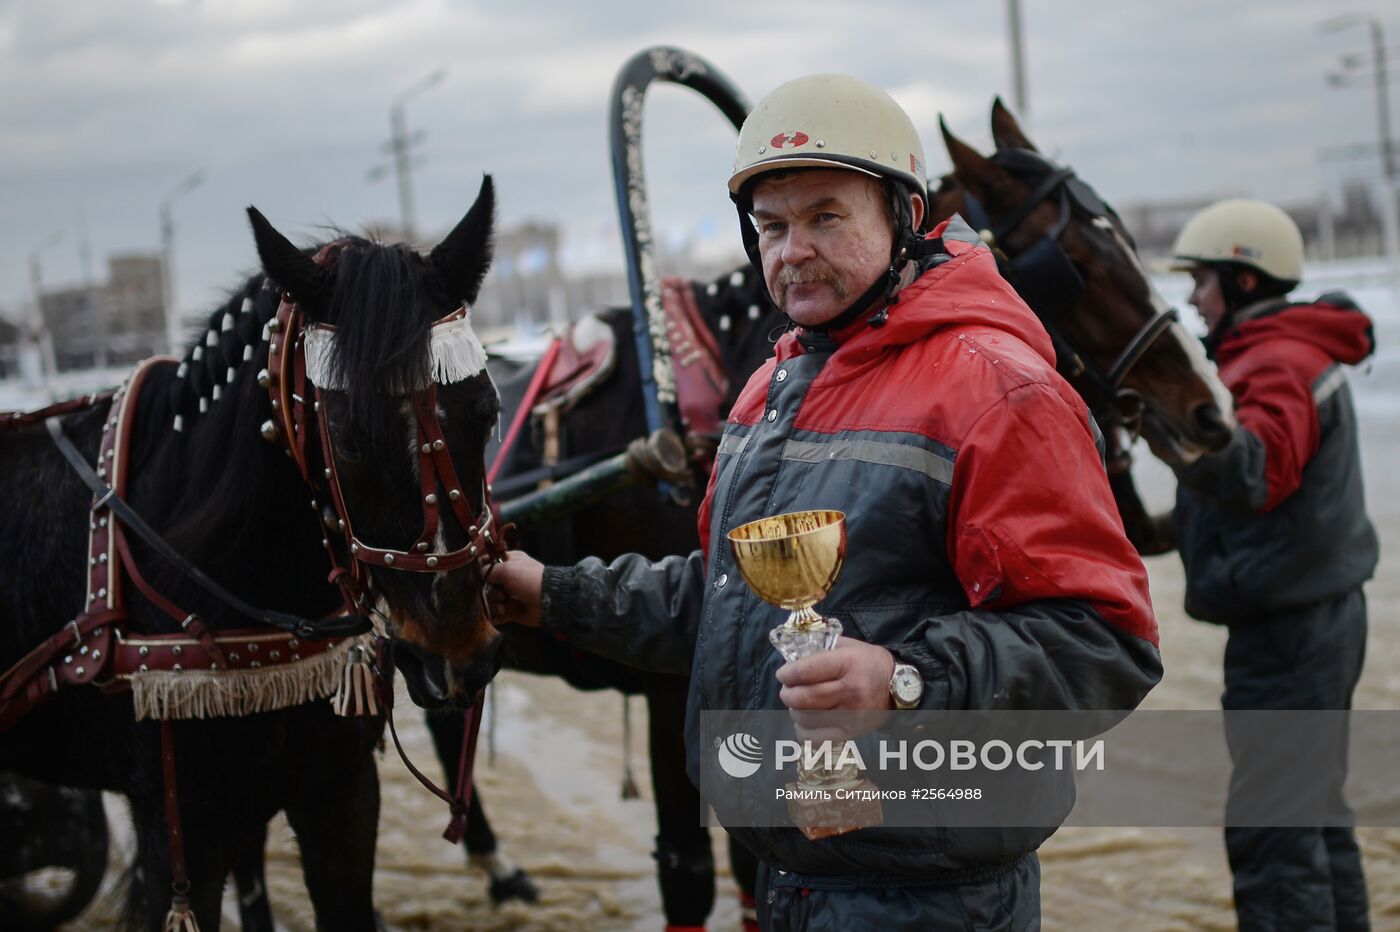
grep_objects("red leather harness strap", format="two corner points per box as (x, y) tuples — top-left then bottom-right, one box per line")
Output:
(112, 524), (229, 670)
(661, 276), (728, 440)
(160, 720), (190, 892)
(0, 360), (169, 731)
(160, 720), (200, 930)
(445, 695), (486, 844)
(0, 612), (117, 731)
(487, 340), (562, 489)
(488, 337), (562, 486)
(109, 628), (343, 680)
(0, 393), (114, 430)
(310, 369), (505, 576)
(89, 361), (161, 616)
(372, 638), (484, 844)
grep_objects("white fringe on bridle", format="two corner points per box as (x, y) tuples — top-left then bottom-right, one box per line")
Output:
(302, 306), (488, 392)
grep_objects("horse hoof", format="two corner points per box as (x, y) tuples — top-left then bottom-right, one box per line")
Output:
(489, 868), (540, 906)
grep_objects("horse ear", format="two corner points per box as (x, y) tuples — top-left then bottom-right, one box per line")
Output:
(430, 175), (496, 305)
(246, 207), (330, 310)
(990, 96), (1037, 152)
(939, 115), (1001, 203)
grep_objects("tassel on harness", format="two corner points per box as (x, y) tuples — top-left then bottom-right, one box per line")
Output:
(160, 721), (201, 932)
(332, 644), (379, 717)
(162, 895), (199, 932)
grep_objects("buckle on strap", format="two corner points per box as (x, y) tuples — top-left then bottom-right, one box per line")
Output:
(68, 619), (83, 649)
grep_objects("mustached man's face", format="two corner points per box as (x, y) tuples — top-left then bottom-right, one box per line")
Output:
(750, 170), (898, 327)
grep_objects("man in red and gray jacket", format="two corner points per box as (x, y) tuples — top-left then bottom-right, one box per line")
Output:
(490, 74), (1161, 929)
(1168, 199), (1378, 931)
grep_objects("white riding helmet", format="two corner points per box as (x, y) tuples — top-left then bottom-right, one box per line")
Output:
(1171, 198), (1304, 283)
(727, 74), (927, 198)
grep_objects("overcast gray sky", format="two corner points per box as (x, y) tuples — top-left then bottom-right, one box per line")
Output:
(2, 0), (1394, 321)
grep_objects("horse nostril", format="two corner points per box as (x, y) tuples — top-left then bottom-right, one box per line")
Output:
(485, 633), (506, 675)
(453, 633), (504, 701)
(1191, 403), (1234, 451)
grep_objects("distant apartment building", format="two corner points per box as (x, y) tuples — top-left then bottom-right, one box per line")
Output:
(40, 253), (166, 371)
(472, 221), (570, 335)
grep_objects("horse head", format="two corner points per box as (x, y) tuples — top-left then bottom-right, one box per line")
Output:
(246, 177), (504, 680)
(932, 100), (1235, 464)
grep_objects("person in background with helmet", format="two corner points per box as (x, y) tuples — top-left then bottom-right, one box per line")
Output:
(488, 74), (1161, 929)
(1164, 199), (1378, 931)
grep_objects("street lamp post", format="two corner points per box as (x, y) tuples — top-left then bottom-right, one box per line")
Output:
(159, 170), (205, 354)
(1322, 15), (1395, 179)
(27, 229), (64, 398)
(385, 68), (446, 241)
(1321, 15), (1399, 274)
(1006, 0), (1029, 120)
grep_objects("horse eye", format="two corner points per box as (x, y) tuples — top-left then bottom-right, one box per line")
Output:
(327, 423), (363, 463)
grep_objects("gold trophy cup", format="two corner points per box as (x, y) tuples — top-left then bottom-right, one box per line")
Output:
(727, 510), (883, 839)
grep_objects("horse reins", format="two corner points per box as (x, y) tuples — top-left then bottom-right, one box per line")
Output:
(958, 148), (1179, 433)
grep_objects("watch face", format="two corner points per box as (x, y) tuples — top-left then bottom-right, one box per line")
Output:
(893, 666), (922, 704)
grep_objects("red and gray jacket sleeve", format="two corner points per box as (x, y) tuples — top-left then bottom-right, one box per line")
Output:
(896, 383), (1162, 712)
(1173, 354), (1319, 513)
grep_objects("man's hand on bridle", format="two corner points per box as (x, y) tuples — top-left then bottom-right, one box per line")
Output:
(484, 551), (544, 628)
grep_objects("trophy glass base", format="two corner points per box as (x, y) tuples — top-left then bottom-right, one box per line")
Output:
(786, 778), (885, 841)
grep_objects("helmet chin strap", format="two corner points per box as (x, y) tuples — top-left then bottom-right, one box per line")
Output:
(805, 261), (904, 332)
(1203, 262), (1273, 358)
(733, 180), (942, 334)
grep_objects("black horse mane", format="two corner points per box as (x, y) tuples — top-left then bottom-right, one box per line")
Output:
(316, 238), (452, 434)
(146, 271), (286, 557)
(154, 234), (453, 556)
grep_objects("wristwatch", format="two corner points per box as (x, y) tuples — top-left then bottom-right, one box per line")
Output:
(889, 662), (924, 710)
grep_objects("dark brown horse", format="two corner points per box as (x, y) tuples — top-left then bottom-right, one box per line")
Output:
(932, 100), (1234, 463)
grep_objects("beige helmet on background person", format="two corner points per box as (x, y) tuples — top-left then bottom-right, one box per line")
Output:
(727, 73), (927, 200)
(1171, 198), (1304, 283)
